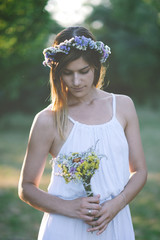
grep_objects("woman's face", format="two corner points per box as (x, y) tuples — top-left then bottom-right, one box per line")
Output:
(61, 57), (95, 99)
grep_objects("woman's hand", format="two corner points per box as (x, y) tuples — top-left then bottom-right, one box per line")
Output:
(86, 196), (123, 235)
(68, 194), (101, 222)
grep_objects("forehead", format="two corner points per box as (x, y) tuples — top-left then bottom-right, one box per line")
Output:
(64, 57), (89, 71)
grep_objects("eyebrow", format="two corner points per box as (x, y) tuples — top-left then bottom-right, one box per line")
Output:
(64, 65), (90, 71)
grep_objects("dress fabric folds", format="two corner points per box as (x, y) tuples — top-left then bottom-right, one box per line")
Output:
(38, 94), (135, 240)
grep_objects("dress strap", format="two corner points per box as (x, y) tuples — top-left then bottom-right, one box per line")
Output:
(68, 116), (76, 124)
(111, 93), (116, 117)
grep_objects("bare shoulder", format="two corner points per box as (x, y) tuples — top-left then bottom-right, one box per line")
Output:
(30, 105), (56, 140)
(35, 105), (54, 127)
(115, 94), (138, 127)
(99, 90), (135, 112)
(116, 94), (135, 109)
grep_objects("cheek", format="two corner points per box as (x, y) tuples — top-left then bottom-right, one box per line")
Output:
(88, 72), (95, 85)
(61, 76), (70, 86)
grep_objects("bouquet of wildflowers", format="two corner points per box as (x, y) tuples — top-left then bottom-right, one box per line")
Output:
(54, 141), (104, 197)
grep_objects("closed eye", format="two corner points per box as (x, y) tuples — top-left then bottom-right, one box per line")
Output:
(62, 70), (89, 76)
(62, 66), (90, 76)
(80, 69), (90, 74)
(62, 71), (72, 76)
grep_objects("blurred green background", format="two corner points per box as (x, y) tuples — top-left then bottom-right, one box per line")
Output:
(0, 0), (160, 239)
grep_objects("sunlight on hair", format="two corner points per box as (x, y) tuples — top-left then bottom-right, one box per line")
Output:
(45, 0), (92, 27)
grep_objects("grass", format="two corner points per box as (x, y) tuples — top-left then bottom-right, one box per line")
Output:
(0, 107), (160, 239)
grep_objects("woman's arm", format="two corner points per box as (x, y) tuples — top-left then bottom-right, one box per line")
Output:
(86, 95), (148, 235)
(18, 109), (101, 221)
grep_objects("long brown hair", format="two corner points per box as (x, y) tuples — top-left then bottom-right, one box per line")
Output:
(50, 27), (107, 138)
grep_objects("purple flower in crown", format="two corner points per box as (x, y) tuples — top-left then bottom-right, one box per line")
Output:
(95, 41), (103, 52)
(45, 52), (50, 58)
(74, 36), (82, 45)
(101, 46), (107, 58)
(102, 54), (108, 63)
(66, 46), (71, 52)
(88, 40), (95, 49)
(81, 36), (89, 46)
(59, 44), (71, 54)
(59, 45), (66, 51)
(99, 42), (105, 52)
(103, 51), (108, 59)
(47, 53), (56, 62)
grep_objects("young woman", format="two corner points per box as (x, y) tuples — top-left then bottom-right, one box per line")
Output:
(18, 26), (147, 240)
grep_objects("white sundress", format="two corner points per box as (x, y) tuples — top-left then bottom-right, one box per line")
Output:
(38, 94), (135, 240)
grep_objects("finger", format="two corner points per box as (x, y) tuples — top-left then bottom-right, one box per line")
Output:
(83, 215), (95, 222)
(87, 195), (100, 204)
(87, 225), (100, 232)
(87, 203), (102, 211)
(93, 209), (102, 218)
(88, 214), (105, 226)
(87, 215), (107, 229)
(80, 199), (101, 213)
(85, 216), (101, 226)
(86, 209), (100, 217)
(96, 224), (108, 235)
(87, 220), (106, 233)
(86, 219), (99, 227)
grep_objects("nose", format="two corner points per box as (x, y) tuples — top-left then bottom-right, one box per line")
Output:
(72, 72), (81, 86)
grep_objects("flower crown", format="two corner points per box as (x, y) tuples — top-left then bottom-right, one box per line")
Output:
(43, 35), (111, 68)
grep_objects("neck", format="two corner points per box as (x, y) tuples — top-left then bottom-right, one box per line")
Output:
(68, 87), (100, 106)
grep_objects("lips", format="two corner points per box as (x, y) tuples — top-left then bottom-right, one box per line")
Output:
(72, 87), (84, 92)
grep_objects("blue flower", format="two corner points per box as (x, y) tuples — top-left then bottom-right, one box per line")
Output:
(59, 45), (66, 51)
(74, 36), (81, 45)
(88, 40), (95, 49)
(81, 36), (88, 46)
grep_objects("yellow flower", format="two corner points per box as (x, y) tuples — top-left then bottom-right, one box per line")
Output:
(95, 164), (99, 169)
(72, 152), (79, 156)
(75, 172), (81, 179)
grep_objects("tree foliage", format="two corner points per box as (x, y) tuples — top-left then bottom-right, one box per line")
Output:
(0, 0), (62, 112)
(86, 0), (160, 103)
(1, 0), (160, 113)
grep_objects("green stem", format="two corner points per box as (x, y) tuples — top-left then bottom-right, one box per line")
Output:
(83, 179), (93, 197)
